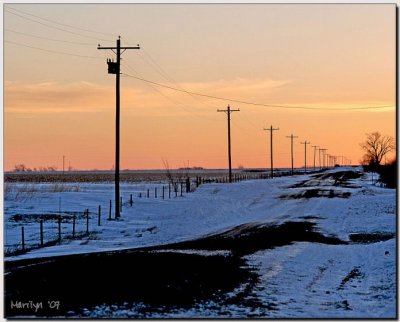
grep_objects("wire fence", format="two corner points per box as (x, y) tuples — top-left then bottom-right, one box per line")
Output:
(5, 171), (301, 257)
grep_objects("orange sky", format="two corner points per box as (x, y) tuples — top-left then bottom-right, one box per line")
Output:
(4, 4), (396, 170)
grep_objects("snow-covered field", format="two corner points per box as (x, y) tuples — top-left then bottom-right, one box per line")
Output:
(4, 167), (396, 318)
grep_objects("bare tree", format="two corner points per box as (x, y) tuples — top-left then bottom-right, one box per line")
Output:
(162, 159), (175, 186)
(162, 159), (190, 192)
(360, 132), (395, 168)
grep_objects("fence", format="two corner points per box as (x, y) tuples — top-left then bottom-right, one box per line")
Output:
(5, 171), (292, 256)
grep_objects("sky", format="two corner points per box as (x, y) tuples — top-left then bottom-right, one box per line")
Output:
(3, 3), (396, 170)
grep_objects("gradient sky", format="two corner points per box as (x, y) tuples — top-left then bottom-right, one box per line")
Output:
(4, 3), (396, 170)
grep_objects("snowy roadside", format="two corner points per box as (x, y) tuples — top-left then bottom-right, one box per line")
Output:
(4, 167), (395, 262)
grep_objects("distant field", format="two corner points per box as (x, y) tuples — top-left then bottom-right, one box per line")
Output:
(4, 169), (268, 183)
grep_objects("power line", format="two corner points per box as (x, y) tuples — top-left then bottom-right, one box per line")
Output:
(137, 50), (208, 106)
(5, 29), (94, 45)
(120, 39), (395, 113)
(6, 6), (116, 38)
(124, 46), (264, 135)
(5, 9), (113, 42)
(125, 43), (212, 113)
(121, 61), (218, 122)
(138, 48), (208, 108)
(5, 40), (103, 59)
(121, 73), (393, 111)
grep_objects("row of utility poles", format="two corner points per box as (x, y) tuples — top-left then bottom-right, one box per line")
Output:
(97, 37), (351, 218)
(217, 111), (351, 181)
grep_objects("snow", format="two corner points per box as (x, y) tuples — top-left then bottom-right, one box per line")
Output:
(244, 240), (395, 318)
(4, 166), (396, 318)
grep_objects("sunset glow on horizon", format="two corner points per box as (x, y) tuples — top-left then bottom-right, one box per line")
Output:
(4, 3), (396, 171)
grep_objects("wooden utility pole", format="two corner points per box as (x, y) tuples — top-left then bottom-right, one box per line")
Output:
(319, 148), (327, 169)
(300, 140), (311, 173)
(312, 145), (318, 170)
(62, 155), (65, 175)
(217, 105), (240, 183)
(324, 150), (328, 168)
(264, 126), (279, 178)
(286, 134), (298, 175)
(318, 148), (322, 170)
(98, 37), (140, 218)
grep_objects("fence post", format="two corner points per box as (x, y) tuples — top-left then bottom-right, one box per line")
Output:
(40, 220), (44, 247)
(86, 209), (89, 234)
(180, 183), (183, 197)
(21, 226), (25, 251)
(139, 192), (142, 198)
(169, 184), (171, 199)
(186, 177), (190, 193)
(109, 200), (112, 220)
(72, 215), (76, 238)
(98, 205), (101, 226)
(162, 186), (165, 199)
(175, 186), (178, 198)
(147, 189), (149, 198)
(130, 194), (133, 206)
(58, 217), (61, 242)
(155, 187), (157, 198)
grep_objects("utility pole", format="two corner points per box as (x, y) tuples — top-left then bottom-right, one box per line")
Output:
(300, 140), (311, 173)
(286, 134), (298, 175)
(312, 145), (318, 171)
(62, 155), (65, 175)
(217, 105), (240, 183)
(318, 148), (322, 170)
(98, 37), (140, 219)
(264, 126), (279, 178)
(320, 148), (327, 169)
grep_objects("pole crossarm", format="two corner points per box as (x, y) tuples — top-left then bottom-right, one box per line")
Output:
(98, 46), (140, 50)
(217, 108), (240, 114)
